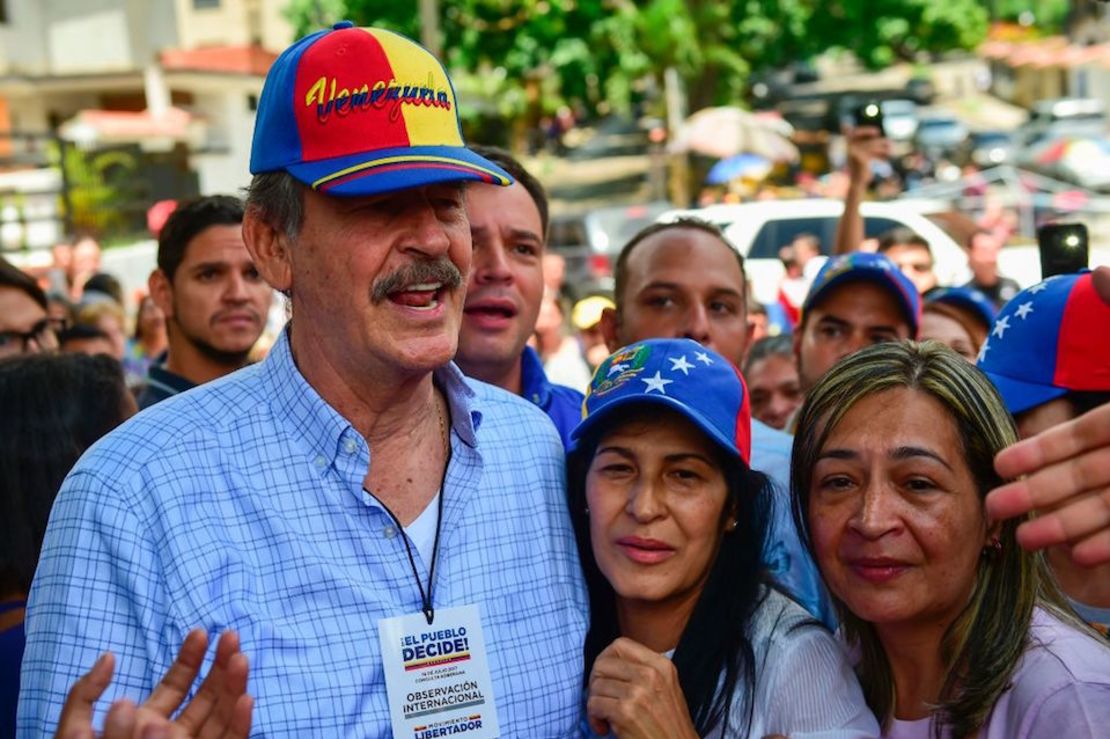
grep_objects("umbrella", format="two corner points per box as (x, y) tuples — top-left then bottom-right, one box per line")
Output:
(706, 154), (772, 184)
(670, 106), (798, 162)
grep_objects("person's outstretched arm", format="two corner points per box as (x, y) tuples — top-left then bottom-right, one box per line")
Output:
(833, 126), (889, 255)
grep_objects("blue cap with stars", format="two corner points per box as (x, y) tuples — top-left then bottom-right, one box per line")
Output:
(569, 338), (751, 467)
(978, 271), (1110, 416)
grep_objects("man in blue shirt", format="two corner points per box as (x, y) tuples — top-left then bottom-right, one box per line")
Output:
(455, 146), (583, 447)
(20, 25), (587, 736)
(597, 217), (834, 626)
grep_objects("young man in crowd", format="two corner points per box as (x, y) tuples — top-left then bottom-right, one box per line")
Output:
(965, 228), (1022, 308)
(597, 217), (832, 625)
(139, 195), (272, 408)
(453, 146), (583, 447)
(978, 271), (1110, 637)
(0, 257), (58, 361)
(794, 251), (920, 395)
(876, 227), (938, 295)
(20, 25), (586, 735)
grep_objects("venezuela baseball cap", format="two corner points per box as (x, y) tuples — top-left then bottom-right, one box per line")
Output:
(250, 22), (512, 196)
(802, 252), (922, 336)
(978, 271), (1110, 416)
(569, 338), (752, 468)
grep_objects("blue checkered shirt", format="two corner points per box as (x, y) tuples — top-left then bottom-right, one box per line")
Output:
(19, 330), (588, 736)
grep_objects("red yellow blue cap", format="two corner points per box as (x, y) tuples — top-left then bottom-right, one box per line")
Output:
(250, 23), (512, 196)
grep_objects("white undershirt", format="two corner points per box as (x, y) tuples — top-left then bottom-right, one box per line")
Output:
(404, 490), (441, 566)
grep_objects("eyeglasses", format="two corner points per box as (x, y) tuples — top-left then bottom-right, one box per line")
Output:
(0, 318), (59, 357)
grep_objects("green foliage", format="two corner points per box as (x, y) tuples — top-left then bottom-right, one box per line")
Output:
(813, 0), (989, 69)
(993, 0), (1070, 32)
(49, 143), (138, 236)
(286, 0), (991, 122)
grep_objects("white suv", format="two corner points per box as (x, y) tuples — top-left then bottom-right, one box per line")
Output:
(659, 199), (973, 305)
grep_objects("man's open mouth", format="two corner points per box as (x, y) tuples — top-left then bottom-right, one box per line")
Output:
(388, 282), (445, 311)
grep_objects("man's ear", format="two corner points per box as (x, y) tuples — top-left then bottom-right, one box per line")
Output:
(242, 212), (293, 294)
(599, 307), (621, 352)
(148, 270), (174, 320)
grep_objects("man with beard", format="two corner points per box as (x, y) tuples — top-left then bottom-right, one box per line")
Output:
(138, 195), (272, 408)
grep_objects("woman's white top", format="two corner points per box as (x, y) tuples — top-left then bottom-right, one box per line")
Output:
(702, 589), (878, 738)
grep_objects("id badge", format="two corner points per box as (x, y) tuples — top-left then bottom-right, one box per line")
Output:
(378, 604), (501, 738)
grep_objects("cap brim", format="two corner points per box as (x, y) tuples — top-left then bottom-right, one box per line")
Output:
(807, 272), (919, 334)
(981, 369), (1068, 416)
(286, 144), (513, 197)
(568, 394), (744, 466)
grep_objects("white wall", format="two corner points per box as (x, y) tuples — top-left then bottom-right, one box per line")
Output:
(188, 86), (257, 195)
(0, 0), (178, 76)
(174, 0), (293, 50)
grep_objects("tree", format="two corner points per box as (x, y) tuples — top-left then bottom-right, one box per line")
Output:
(284, 0), (991, 122)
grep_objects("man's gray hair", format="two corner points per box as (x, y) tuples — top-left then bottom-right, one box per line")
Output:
(244, 171), (304, 241)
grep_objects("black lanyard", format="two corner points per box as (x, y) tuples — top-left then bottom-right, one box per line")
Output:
(373, 402), (451, 625)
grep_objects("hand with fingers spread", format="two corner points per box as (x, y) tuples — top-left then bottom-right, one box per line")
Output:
(585, 638), (698, 739)
(986, 266), (1110, 566)
(54, 630), (253, 739)
(988, 400), (1110, 566)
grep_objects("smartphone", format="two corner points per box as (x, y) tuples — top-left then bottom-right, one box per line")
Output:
(1037, 223), (1089, 279)
(853, 100), (884, 136)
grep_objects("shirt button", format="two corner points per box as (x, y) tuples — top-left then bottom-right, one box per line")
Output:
(383, 525), (397, 539)
(343, 438), (357, 454)
(313, 455), (327, 469)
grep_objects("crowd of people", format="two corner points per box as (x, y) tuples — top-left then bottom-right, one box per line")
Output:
(1, 22), (1109, 739)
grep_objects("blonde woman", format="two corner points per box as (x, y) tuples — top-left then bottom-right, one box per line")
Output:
(791, 341), (1110, 738)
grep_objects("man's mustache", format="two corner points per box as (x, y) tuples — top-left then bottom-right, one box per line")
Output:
(371, 259), (464, 304)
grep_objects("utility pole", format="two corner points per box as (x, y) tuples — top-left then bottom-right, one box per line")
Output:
(420, 0), (442, 59)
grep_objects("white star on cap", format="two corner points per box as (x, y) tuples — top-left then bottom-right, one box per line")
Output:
(641, 371), (673, 394)
(1014, 301), (1034, 320)
(669, 355), (694, 375)
(694, 351), (714, 365)
(1028, 282), (1048, 294)
(992, 315), (1011, 339)
(607, 362), (629, 376)
(977, 338), (990, 363)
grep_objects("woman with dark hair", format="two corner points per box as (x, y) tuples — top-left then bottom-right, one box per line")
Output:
(124, 294), (168, 388)
(791, 341), (1110, 738)
(1, 353), (135, 736)
(570, 338), (876, 737)
(1, 354), (252, 738)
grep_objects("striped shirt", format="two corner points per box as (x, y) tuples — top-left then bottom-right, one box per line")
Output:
(19, 329), (588, 736)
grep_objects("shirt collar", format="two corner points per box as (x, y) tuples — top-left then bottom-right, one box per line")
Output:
(260, 329), (483, 470)
(519, 345), (552, 410)
(146, 356), (196, 396)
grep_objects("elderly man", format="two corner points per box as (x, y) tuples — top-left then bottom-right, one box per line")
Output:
(20, 24), (586, 736)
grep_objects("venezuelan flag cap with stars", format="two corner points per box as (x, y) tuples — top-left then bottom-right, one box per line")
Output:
(978, 270), (1110, 416)
(250, 22), (512, 196)
(569, 338), (752, 468)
